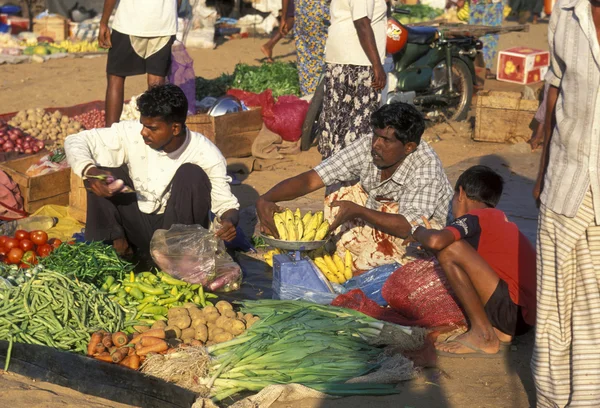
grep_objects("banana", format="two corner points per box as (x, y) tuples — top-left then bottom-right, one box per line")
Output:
(314, 220), (330, 241)
(301, 229), (316, 241)
(284, 209), (294, 224)
(323, 255), (345, 282)
(274, 214), (288, 240)
(333, 254), (345, 275)
(314, 258), (340, 284)
(301, 211), (313, 228)
(306, 213), (320, 233)
(344, 250), (353, 280)
(294, 208), (301, 224)
(297, 219), (304, 241)
(314, 211), (324, 228)
(285, 219), (298, 241)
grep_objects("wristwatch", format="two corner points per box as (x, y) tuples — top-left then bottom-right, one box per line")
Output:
(410, 224), (420, 237)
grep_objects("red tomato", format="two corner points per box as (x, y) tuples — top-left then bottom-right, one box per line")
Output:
(36, 244), (53, 258)
(0, 236), (7, 247)
(19, 262), (29, 269)
(15, 230), (29, 241)
(48, 238), (62, 249)
(30, 230), (48, 246)
(7, 247), (24, 264)
(19, 239), (34, 252)
(22, 250), (37, 265)
(4, 238), (19, 250)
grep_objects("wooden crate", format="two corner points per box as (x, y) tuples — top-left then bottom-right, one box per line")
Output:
(186, 108), (263, 158)
(0, 153), (71, 213)
(69, 170), (87, 224)
(33, 15), (69, 42)
(474, 91), (539, 143)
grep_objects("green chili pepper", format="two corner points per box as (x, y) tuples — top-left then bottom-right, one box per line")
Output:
(130, 287), (144, 301)
(160, 274), (188, 286)
(192, 295), (202, 304)
(142, 306), (168, 315)
(108, 283), (121, 294)
(124, 282), (164, 296)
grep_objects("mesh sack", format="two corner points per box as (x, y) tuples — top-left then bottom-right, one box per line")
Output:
(168, 41), (196, 115)
(262, 96), (309, 142)
(227, 89), (275, 111)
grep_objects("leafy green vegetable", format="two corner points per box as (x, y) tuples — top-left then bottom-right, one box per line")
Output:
(195, 73), (234, 101)
(232, 62), (300, 97)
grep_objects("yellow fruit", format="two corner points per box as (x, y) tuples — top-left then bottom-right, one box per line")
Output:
(314, 221), (329, 241)
(301, 211), (313, 227)
(296, 216), (304, 240)
(314, 258), (339, 284)
(286, 219), (298, 241)
(294, 208), (301, 223)
(301, 229), (316, 241)
(333, 254), (345, 275)
(314, 211), (324, 228)
(323, 255), (341, 278)
(284, 209), (294, 224)
(274, 217), (288, 241)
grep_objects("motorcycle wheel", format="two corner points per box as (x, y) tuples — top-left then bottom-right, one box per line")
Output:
(300, 78), (326, 152)
(429, 58), (473, 122)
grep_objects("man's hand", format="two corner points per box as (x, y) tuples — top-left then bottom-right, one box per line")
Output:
(256, 197), (282, 238)
(329, 200), (361, 232)
(216, 219), (237, 242)
(98, 22), (112, 49)
(279, 17), (291, 35)
(533, 175), (543, 208)
(84, 167), (116, 198)
(372, 63), (386, 91)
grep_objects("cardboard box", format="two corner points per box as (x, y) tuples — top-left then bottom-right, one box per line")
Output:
(0, 152), (71, 213)
(474, 91), (539, 143)
(69, 170), (87, 224)
(186, 108), (263, 158)
(497, 47), (550, 85)
(33, 15), (68, 41)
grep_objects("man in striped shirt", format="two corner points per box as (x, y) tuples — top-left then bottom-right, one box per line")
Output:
(532, 0), (600, 406)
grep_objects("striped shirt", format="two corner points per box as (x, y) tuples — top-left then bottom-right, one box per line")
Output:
(541, 0), (600, 219)
(314, 135), (453, 226)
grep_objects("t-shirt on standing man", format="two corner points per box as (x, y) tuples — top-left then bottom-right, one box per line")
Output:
(99, 0), (180, 127)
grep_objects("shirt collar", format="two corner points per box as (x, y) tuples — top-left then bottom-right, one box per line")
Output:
(372, 141), (422, 187)
(157, 128), (190, 158)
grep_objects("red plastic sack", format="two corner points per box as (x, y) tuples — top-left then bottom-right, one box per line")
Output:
(262, 96), (309, 142)
(227, 89), (274, 110)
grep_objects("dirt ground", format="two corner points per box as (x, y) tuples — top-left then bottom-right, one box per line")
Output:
(0, 21), (548, 408)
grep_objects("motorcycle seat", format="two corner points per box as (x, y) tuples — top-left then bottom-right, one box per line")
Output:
(406, 26), (439, 45)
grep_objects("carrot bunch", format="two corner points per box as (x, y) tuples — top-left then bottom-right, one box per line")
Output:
(87, 329), (170, 370)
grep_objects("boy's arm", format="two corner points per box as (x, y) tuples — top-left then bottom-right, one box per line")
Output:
(412, 227), (457, 252)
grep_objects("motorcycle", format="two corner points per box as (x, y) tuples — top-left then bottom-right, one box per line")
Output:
(301, 7), (483, 151)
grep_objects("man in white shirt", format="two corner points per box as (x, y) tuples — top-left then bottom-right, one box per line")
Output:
(98, 0), (180, 126)
(65, 84), (240, 257)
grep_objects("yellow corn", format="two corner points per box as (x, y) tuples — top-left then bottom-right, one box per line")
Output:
(315, 220), (330, 241)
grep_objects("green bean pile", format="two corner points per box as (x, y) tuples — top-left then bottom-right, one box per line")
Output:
(39, 242), (134, 287)
(0, 270), (135, 354)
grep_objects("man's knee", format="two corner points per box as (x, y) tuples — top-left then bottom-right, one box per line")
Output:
(173, 164), (211, 189)
(437, 240), (469, 269)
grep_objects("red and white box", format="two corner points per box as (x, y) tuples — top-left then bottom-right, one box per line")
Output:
(497, 47), (550, 85)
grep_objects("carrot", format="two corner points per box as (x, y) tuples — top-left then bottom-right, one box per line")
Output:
(118, 355), (132, 367)
(135, 342), (143, 350)
(140, 336), (167, 347)
(112, 332), (128, 347)
(111, 347), (129, 363)
(87, 331), (103, 356)
(95, 344), (107, 354)
(94, 352), (113, 363)
(108, 346), (117, 355)
(127, 346), (136, 356)
(102, 333), (113, 348)
(128, 329), (166, 345)
(136, 340), (168, 356)
(128, 354), (141, 370)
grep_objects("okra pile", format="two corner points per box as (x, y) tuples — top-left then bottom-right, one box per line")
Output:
(103, 271), (217, 332)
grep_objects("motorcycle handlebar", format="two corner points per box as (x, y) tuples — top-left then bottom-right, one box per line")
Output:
(392, 7), (411, 14)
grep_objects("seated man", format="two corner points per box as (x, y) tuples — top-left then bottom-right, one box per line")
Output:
(410, 165), (536, 356)
(257, 102), (453, 271)
(65, 84), (239, 257)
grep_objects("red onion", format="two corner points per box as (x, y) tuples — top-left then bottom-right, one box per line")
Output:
(32, 146), (40, 153)
(37, 141), (45, 149)
(24, 136), (32, 142)
(8, 133), (18, 141)
(1, 136), (7, 142)
(15, 139), (23, 146)
(24, 148), (32, 154)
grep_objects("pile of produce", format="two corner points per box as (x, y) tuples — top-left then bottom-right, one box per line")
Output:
(269, 208), (329, 242)
(195, 73), (234, 101)
(7, 108), (83, 146)
(53, 40), (104, 54)
(143, 300), (423, 400)
(0, 119), (46, 154)
(394, 4), (444, 24)
(120, 94), (141, 121)
(22, 40), (105, 56)
(39, 241), (133, 287)
(232, 62), (300, 97)
(73, 109), (105, 130)
(0, 230), (59, 267)
(0, 270), (131, 360)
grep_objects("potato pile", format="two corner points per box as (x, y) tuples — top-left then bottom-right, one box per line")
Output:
(148, 300), (259, 347)
(8, 109), (83, 146)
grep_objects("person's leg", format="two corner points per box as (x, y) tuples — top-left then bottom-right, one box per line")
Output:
(145, 35), (175, 90)
(105, 75), (125, 127)
(262, 31), (283, 62)
(147, 74), (166, 88)
(161, 163), (212, 229)
(434, 240), (501, 354)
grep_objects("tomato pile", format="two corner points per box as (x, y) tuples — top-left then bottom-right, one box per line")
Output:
(0, 230), (61, 267)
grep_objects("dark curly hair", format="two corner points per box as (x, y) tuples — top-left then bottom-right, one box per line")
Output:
(370, 102), (425, 145)
(137, 84), (188, 125)
(455, 165), (504, 208)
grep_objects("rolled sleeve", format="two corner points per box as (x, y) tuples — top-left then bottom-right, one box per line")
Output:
(314, 137), (369, 186)
(349, 0), (374, 21)
(545, 10), (562, 88)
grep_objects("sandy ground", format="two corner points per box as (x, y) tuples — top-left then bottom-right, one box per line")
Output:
(0, 21), (548, 408)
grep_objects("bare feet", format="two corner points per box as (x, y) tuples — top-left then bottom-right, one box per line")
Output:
(260, 44), (274, 63)
(436, 329), (500, 355)
(113, 237), (132, 257)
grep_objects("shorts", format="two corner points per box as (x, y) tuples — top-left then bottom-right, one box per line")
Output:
(286, 0), (295, 18)
(484, 279), (531, 337)
(107, 30), (175, 77)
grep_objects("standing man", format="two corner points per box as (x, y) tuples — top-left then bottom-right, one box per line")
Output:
(532, 0), (600, 406)
(98, 0), (180, 127)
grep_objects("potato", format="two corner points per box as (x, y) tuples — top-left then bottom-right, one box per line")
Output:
(208, 326), (223, 340)
(190, 339), (204, 347)
(223, 310), (237, 319)
(20, 121), (31, 130)
(215, 315), (231, 329)
(167, 307), (189, 320)
(244, 313), (254, 322)
(191, 317), (207, 329)
(181, 328), (196, 343)
(183, 302), (198, 310)
(194, 324), (208, 342)
(169, 314), (191, 330)
(26, 109), (35, 115)
(204, 311), (220, 323)
(213, 332), (234, 344)
(164, 325), (182, 339)
(61, 115), (70, 124)
(226, 319), (246, 336)
(215, 301), (233, 315)
(189, 308), (205, 321)
(73, 122), (82, 130)
(202, 305), (219, 315)
(206, 322), (215, 329)
(205, 341), (215, 347)
(246, 316), (260, 329)
(151, 320), (167, 330)
(236, 311), (245, 320)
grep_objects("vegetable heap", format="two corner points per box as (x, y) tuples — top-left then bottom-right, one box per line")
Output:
(143, 300), (421, 401)
(269, 208), (329, 242)
(0, 270), (131, 357)
(232, 62), (300, 97)
(394, 5), (444, 24)
(7, 108), (83, 147)
(0, 119), (46, 155)
(195, 73), (235, 101)
(39, 241), (133, 287)
(0, 229), (59, 267)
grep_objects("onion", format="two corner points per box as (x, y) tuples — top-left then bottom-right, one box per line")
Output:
(0, 130), (5, 137)
(37, 141), (45, 149)
(22, 142), (30, 149)
(15, 139), (23, 146)
(24, 148), (32, 154)
(1, 136), (7, 142)
(24, 136), (32, 142)
(32, 146), (40, 153)
(3, 141), (15, 150)
(8, 133), (18, 141)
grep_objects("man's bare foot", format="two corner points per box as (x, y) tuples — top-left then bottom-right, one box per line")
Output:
(261, 45), (274, 63)
(435, 329), (500, 355)
(113, 237), (132, 257)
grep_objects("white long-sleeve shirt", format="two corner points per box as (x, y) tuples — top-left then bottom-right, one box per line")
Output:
(65, 121), (240, 217)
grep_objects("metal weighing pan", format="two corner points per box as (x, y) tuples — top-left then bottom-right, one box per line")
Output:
(260, 234), (328, 252)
